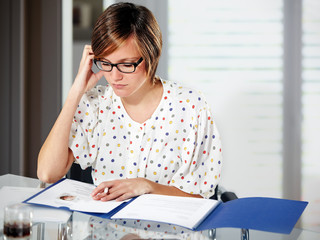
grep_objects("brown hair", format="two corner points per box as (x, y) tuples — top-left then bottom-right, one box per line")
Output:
(91, 2), (162, 83)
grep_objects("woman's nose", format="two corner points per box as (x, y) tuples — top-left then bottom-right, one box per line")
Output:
(110, 66), (123, 80)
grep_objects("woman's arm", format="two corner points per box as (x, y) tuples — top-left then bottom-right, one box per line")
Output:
(91, 178), (202, 201)
(37, 87), (84, 183)
(37, 45), (103, 183)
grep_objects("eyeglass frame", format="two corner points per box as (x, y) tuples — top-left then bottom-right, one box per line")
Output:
(93, 57), (143, 73)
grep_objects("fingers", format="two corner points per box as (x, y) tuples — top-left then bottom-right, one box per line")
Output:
(91, 181), (111, 198)
(91, 192), (106, 200)
(73, 44), (103, 93)
(91, 178), (152, 202)
(81, 45), (93, 61)
(91, 188), (108, 201)
(79, 45), (94, 73)
(91, 180), (135, 202)
(80, 48), (94, 72)
(115, 192), (133, 202)
(100, 188), (133, 202)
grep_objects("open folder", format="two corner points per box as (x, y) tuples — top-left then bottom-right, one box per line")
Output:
(24, 178), (308, 234)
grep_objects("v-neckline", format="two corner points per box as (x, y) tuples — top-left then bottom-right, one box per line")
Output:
(112, 79), (166, 128)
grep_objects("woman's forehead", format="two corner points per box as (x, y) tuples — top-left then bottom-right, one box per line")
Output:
(100, 37), (141, 60)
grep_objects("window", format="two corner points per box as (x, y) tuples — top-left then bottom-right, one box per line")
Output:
(168, 0), (283, 197)
(302, 0), (320, 231)
(169, 0), (320, 231)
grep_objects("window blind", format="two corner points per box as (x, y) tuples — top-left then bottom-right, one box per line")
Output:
(301, 0), (320, 231)
(168, 0), (283, 197)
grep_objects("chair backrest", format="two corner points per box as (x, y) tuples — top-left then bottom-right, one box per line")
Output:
(67, 163), (93, 184)
(209, 185), (218, 200)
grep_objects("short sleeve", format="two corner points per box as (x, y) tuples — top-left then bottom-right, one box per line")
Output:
(69, 88), (101, 170)
(169, 94), (222, 199)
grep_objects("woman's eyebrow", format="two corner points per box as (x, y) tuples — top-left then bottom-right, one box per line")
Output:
(100, 57), (140, 62)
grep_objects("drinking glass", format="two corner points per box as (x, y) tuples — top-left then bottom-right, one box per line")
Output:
(3, 203), (33, 240)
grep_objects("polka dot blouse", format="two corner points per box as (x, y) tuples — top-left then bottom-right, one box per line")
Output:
(69, 79), (222, 199)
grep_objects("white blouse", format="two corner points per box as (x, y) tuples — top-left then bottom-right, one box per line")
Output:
(69, 79), (222, 198)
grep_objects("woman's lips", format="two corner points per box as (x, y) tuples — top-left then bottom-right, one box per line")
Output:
(112, 84), (127, 89)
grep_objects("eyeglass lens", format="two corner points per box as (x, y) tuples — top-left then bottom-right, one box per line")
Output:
(96, 62), (135, 73)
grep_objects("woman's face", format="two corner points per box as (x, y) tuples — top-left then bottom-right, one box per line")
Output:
(100, 37), (149, 99)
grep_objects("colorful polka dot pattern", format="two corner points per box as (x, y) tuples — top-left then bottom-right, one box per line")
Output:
(69, 79), (222, 198)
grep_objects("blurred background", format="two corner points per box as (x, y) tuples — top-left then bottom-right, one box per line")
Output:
(1, 0), (319, 232)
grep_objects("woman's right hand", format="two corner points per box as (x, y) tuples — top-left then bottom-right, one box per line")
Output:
(73, 45), (104, 94)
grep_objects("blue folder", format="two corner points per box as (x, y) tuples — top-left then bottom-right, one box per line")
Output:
(83, 196), (307, 234)
(24, 178), (308, 234)
(196, 197), (308, 234)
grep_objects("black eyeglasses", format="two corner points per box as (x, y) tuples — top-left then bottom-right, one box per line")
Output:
(93, 57), (143, 73)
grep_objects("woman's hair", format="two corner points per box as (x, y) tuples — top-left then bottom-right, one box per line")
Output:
(91, 2), (162, 83)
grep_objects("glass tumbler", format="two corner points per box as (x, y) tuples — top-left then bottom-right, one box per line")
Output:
(3, 203), (33, 240)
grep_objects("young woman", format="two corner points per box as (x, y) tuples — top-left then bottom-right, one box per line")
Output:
(37, 2), (222, 201)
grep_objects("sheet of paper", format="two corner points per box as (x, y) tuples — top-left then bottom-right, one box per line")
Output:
(0, 186), (71, 224)
(111, 194), (220, 229)
(26, 179), (124, 213)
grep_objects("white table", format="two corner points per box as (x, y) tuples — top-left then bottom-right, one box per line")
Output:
(1, 174), (320, 240)
(0, 174), (71, 240)
(0, 174), (40, 188)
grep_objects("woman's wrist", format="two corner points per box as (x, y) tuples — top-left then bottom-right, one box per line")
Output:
(147, 179), (174, 195)
(146, 179), (202, 198)
(68, 83), (86, 103)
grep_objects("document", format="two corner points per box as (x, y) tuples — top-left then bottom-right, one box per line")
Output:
(111, 194), (220, 229)
(0, 186), (71, 223)
(24, 178), (219, 229)
(25, 178), (124, 213)
(24, 178), (308, 234)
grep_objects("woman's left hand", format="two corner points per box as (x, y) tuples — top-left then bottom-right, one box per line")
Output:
(91, 178), (153, 202)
